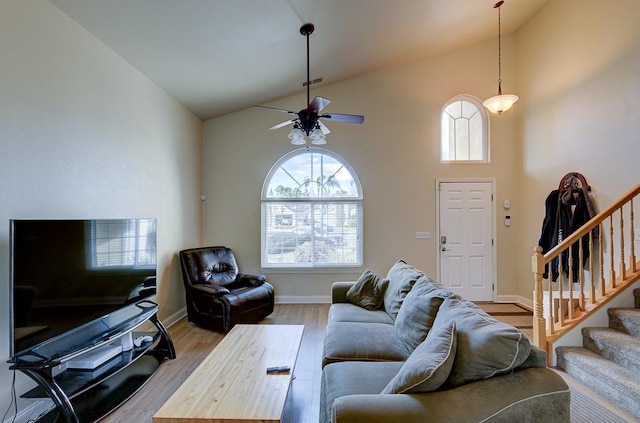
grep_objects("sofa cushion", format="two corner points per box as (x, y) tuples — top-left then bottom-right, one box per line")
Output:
(322, 322), (411, 367)
(435, 297), (531, 389)
(328, 303), (395, 325)
(516, 345), (548, 369)
(383, 260), (424, 319)
(381, 320), (457, 394)
(320, 361), (403, 423)
(346, 269), (389, 310)
(394, 275), (458, 351)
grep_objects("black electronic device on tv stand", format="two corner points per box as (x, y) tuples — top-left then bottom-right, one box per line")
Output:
(8, 301), (176, 423)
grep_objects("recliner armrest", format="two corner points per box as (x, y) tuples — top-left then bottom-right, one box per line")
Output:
(236, 273), (266, 287)
(190, 283), (231, 297)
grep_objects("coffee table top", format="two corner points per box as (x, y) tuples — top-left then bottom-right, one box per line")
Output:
(153, 324), (304, 423)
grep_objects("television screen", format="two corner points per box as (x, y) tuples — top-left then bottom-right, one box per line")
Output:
(10, 218), (157, 358)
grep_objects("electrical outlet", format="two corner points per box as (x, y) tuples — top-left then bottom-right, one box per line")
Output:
(635, 228), (640, 241)
(415, 231), (431, 239)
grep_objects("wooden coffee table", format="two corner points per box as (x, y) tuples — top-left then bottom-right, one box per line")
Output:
(152, 324), (304, 423)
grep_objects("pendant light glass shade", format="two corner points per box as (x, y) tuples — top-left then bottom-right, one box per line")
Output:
(288, 126), (306, 145)
(309, 126), (326, 144)
(484, 1), (518, 115)
(483, 93), (519, 115)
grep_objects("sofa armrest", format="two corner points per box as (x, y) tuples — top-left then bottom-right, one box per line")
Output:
(331, 281), (356, 304)
(331, 368), (570, 423)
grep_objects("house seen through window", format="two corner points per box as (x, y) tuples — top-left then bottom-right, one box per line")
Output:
(261, 148), (363, 268)
(441, 95), (489, 162)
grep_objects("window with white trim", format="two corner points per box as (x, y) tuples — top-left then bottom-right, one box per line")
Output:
(261, 148), (363, 268)
(441, 95), (489, 162)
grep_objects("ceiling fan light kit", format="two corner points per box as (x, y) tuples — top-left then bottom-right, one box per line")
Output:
(259, 23), (364, 145)
(288, 125), (306, 144)
(483, 0), (518, 115)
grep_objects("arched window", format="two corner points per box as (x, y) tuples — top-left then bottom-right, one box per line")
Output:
(441, 95), (489, 162)
(261, 148), (363, 268)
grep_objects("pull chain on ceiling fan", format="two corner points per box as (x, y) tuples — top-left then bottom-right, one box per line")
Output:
(258, 23), (365, 145)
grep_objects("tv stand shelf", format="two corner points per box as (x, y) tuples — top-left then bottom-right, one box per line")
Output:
(9, 303), (175, 423)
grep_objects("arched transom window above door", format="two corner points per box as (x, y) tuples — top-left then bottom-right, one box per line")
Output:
(441, 95), (490, 163)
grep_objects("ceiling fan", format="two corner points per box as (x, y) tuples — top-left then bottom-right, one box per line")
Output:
(258, 23), (365, 145)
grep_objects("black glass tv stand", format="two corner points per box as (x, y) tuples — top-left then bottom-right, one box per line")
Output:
(8, 301), (176, 423)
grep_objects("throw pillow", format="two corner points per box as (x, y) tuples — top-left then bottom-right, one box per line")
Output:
(436, 297), (531, 389)
(346, 269), (389, 310)
(394, 275), (458, 351)
(381, 320), (457, 394)
(383, 260), (424, 319)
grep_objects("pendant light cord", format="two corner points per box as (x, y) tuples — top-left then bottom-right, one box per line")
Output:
(496, 0), (503, 95)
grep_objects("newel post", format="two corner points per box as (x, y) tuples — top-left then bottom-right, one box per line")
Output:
(532, 246), (547, 350)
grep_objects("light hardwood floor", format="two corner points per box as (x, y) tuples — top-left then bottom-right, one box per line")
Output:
(100, 302), (633, 423)
(101, 304), (329, 423)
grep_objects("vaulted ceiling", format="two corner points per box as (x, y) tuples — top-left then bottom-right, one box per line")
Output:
(49, 0), (548, 120)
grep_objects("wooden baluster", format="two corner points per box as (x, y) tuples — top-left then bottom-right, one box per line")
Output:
(620, 205), (626, 281)
(532, 246), (547, 348)
(548, 271), (554, 334)
(558, 250), (565, 327)
(630, 199), (636, 273)
(589, 230), (595, 306)
(599, 222), (606, 297)
(610, 215), (616, 288)
(579, 237), (585, 310)
(568, 246), (574, 320)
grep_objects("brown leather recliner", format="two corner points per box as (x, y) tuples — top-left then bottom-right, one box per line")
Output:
(179, 246), (274, 332)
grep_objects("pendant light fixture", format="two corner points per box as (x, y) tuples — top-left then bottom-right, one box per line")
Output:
(483, 0), (518, 115)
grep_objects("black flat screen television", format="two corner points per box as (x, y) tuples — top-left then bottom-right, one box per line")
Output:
(10, 218), (157, 360)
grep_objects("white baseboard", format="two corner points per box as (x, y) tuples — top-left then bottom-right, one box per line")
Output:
(275, 295), (331, 304)
(162, 307), (187, 328)
(274, 295), (533, 307)
(495, 294), (533, 310)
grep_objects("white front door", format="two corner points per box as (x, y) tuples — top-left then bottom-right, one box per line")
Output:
(438, 181), (494, 301)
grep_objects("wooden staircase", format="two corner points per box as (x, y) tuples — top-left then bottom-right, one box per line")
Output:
(531, 184), (640, 358)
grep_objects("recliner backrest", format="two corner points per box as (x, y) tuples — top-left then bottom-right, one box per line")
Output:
(181, 246), (239, 287)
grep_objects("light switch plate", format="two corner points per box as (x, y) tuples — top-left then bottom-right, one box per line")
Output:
(415, 231), (430, 239)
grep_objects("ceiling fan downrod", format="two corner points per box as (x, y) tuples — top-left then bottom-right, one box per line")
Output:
(300, 23), (314, 107)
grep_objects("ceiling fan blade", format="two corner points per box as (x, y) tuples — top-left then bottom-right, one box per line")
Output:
(320, 113), (365, 124)
(256, 105), (298, 115)
(268, 119), (296, 130)
(309, 96), (331, 112)
(318, 120), (331, 135)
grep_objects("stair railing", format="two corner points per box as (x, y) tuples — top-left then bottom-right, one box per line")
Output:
(532, 184), (640, 359)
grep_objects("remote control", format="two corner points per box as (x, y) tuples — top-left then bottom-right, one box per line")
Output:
(266, 366), (291, 374)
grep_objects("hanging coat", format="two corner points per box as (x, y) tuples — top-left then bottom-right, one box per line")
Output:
(538, 185), (596, 281)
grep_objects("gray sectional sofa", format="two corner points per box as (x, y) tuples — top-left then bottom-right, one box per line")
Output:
(320, 260), (570, 423)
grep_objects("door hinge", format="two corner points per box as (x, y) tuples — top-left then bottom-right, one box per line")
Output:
(492, 283), (495, 291)
(491, 194), (494, 201)
(492, 238), (494, 246)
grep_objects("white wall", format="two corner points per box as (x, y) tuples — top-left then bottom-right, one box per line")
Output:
(203, 35), (522, 302)
(0, 1), (202, 418)
(516, 0), (640, 297)
(202, 0), (640, 306)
